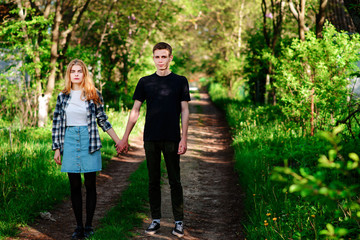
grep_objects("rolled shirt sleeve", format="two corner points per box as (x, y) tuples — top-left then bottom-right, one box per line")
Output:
(52, 94), (62, 151)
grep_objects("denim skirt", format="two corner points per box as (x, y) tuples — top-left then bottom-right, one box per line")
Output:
(62, 126), (102, 173)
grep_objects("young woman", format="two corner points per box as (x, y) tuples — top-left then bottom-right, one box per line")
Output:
(52, 59), (120, 239)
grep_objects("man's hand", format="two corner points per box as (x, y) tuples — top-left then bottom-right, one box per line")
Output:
(178, 138), (187, 155)
(116, 138), (130, 154)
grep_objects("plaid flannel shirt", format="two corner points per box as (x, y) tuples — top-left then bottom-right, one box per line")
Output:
(52, 90), (112, 155)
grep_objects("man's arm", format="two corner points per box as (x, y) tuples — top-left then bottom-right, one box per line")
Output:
(178, 101), (189, 155)
(116, 100), (143, 153)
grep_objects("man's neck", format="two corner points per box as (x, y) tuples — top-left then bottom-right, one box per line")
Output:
(156, 69), (171, 76)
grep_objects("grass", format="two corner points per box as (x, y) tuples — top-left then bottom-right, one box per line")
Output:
(91, 156), (167, 239)
(0, 107), (144, 238)
(208, 82), (360, 239)
(91, 161), (149, 239)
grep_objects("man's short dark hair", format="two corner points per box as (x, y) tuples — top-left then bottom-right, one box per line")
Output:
(153, 42), (172, 56)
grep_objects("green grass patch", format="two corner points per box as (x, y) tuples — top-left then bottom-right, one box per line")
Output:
(0, 108), (144, 238)
(208, 82), (360, 239)
(91, 161), (149, 239)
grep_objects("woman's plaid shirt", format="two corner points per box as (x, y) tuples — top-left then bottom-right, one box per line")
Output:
(52, 90), (112, 155)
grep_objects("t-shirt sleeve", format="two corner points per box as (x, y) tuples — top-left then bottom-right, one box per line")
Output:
(133, 78), (146, 102)
(181, 77), (191, 102)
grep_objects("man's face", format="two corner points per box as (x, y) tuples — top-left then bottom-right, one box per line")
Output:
(153, 49), (173, 71)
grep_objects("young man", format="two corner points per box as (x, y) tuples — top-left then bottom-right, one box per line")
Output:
(116, 42), (190, 237)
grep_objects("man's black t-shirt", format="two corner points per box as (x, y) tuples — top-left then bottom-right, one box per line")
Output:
(133, 72), (191, 142)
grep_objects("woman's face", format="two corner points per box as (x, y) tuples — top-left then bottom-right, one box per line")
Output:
(70, 65), (84, 88)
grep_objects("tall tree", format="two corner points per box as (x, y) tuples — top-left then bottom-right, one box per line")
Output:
(38, 0), (91, 127)
(261, 0), (286, 105)
(288, 0), (308, 41)
(316, 0), (328, 38)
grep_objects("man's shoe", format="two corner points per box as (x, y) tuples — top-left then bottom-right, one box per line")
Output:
(145, 221), (160, 235)
(172, 222), (184, 238)
(71, 226), (84, 239)
(84, 226), (94, 238)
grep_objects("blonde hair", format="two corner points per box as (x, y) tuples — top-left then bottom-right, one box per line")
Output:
(62, 59), (101, 105)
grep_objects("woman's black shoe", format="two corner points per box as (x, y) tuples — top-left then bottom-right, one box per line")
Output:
(84, 226), (94, 238)
(71, 226), (84, 239)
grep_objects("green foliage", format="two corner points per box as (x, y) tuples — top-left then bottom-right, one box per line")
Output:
(274, 23), (360, 133)
(208, 82), (360, 239)
(0, 9), (52, 126)
(272, 125), (360, 239)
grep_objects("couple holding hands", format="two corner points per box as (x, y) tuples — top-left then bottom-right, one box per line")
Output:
(52, 42), (190, 239)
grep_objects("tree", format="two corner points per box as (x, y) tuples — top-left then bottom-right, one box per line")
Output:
(316, 0), (328, 38)
(288, 0), (308, 41)
(75, 0), (180, 108)
(274, 24), (360, 135)
(39, 0), (90, 127)
(0, 0), (91, 127)
(0, 1), (52, 126)
(261, 0), (286, 105)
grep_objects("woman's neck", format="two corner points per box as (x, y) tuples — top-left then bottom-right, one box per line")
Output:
(71, 84), (82, 90)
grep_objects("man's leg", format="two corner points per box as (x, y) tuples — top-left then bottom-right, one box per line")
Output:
(162, 141), (184, 221)
(144, 141), (162, 220)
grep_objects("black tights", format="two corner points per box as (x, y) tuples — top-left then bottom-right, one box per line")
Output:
(68, 172), (97, 227)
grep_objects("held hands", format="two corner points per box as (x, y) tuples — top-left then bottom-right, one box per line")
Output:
(116, 138), (130, 154)
(54, 149), (62, 165)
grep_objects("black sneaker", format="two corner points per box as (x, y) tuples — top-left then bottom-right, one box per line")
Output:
(172, 222), (184, 238)
(71, 226), (84, 239)
(84, 226), (94, 238)
(145, 221), (160, 235)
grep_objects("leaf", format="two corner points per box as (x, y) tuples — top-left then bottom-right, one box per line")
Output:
(319, 187), (329, 195)
(326, 223), (335, 235)
(335, 228), (348, 237)
(348, 153), (359, 162)
(289, 184), (301, 193)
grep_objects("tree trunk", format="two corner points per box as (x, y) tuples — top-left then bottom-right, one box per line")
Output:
(237, 0), (245, 57)
(310, 87), (315, 136)
(299, 0), (306, 41)
(38, 0), (62, 127)
(316, 0), (328, 38)
(288, 0), (308, 41)
(265, 72), (271, 105)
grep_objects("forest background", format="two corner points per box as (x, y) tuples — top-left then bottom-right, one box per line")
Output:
(1, 0), (360, 239)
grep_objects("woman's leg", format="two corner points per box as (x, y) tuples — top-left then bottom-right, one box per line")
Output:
(68, 173), (83, 227)
(84, 171), (97, 227)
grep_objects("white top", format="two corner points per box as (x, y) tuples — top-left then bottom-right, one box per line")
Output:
(66, 90), (88, 126)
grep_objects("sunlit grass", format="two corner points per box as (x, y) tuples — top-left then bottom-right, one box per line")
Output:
(0, 108), (144, 237)
(208, 82), (360, 239)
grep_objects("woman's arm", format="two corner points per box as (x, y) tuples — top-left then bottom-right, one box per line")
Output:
(106, 128), (121, 144)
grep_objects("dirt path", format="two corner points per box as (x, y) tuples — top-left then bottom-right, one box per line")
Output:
(10, 92), (246, 239)
(133, 93), (246, 239)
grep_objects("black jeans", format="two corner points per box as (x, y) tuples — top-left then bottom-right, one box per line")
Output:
(144, 141), (184, 221)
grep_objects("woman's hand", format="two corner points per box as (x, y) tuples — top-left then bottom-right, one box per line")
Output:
(54, 149), (62, 165)
(116, 138), (130, 154)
